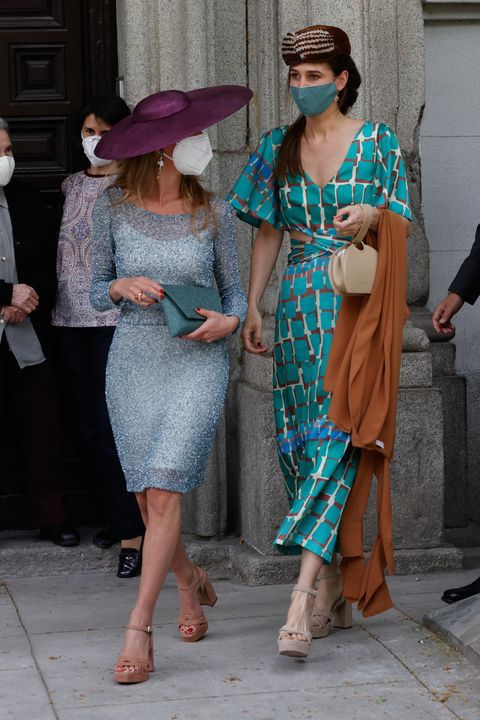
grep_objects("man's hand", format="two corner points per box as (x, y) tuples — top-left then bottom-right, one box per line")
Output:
(11, 284), (39, 314)
(1, 305), (27, 323)
(432, 292), (464, 335)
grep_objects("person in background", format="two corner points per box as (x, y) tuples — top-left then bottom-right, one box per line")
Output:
(51, 98), (144, 577)
(432, 224), (480, 604)
(0, 117), (79, 546)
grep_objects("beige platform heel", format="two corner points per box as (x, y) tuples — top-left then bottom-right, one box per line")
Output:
(310, 573), (353, 639)
(114, 624), (154, 684)
(278, 584), (316, 658)
(178, 565), (217, 642)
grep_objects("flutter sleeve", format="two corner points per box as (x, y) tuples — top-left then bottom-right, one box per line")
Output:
(227, 127), (287, 230)
(212, 198), (248, 325)
(374, 124), (412, 221)
(90, 190), (121, 311)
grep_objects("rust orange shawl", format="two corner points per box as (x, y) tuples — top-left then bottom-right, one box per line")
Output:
(324, 209), (408, 617)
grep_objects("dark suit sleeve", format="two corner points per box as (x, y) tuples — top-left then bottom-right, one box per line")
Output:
(0, 280), (13, 305)
(26, 197), (57, 310)
(449, 225), (480, 305)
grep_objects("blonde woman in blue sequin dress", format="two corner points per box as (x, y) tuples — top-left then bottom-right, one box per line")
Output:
(229, 25), (412, 659)
(90, 86), (251, 683)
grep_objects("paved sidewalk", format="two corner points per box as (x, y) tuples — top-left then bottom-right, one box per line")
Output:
(1, 569), (480, 720)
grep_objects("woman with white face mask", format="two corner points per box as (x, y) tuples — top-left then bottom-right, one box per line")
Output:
(51, 96), (146, 577)
(89, 85), (251, 683)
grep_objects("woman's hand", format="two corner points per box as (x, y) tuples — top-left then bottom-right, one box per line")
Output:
(333, 204), (379, 237)
(241, 306), (267, 354)
(181, 309), (239, 343)
(109, 277), (164, 307)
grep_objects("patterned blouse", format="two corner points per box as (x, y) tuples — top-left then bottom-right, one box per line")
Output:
(51, 171), (120, 327)
(227, 121), (411, 252)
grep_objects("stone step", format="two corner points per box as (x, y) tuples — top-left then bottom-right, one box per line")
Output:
(424, 595), (480, 669)
(0, 529), (464, 583)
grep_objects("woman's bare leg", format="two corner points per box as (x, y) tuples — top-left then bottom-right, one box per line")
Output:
(280, 548), (324, 641)
(120, 536), (142, 550)
(314, 553), (342, 616)
(170, 534), (203, 634)
(135, 490), (148, 527)
(116, 488), (181, 670)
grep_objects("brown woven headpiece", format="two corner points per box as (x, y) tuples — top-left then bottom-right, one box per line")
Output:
(282, 24), (351, 66)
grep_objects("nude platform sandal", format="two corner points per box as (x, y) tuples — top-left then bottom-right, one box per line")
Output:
(310, 573), (353, 639)
(114, 624), (154, 684)
(278, 584), (316, 658)
(178, 565), (217, 643)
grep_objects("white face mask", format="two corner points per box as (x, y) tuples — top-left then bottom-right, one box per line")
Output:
(81, 134), (111, 167)
(0, 155), (15, 187)
(165, 131), (213, 176)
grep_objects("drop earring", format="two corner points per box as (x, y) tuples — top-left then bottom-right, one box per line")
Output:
(156, 151), (165, 180)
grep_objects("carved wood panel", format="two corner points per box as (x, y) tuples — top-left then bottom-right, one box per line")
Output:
(10, 43), (66, 102)
(0, 0), (64, 29)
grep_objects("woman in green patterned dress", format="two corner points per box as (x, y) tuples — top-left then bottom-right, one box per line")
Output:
(228, 24), (412, 658)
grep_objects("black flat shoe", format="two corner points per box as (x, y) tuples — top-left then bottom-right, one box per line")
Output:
(441, 576), (480, 604)
(92, 524), (120, 549)
(117, 548), (142, 578)
(39, 523), (80, 547)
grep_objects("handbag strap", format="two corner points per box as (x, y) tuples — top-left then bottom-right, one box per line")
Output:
(352, 204), (374, 247)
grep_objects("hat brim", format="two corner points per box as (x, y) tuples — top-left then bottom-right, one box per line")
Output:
(96, 85), (253, 159)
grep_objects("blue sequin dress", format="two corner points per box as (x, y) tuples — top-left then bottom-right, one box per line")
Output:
(90, 188), (247, 494)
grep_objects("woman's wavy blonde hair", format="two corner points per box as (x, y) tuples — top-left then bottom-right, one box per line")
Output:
(112, 151), (214, 232)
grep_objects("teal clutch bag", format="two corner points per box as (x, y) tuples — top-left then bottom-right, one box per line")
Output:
(160, 284), (223, 337)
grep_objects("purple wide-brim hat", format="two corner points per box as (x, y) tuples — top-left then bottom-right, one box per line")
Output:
(96, 85), (253, 159)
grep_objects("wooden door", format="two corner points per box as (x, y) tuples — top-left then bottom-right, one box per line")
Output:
(0, 0), (119, 529)
(0, 0), (119, 218)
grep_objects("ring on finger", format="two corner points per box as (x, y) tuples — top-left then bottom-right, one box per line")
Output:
(134, 290), (143, 302)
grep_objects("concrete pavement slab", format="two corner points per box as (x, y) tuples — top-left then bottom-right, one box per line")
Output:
(2, 571), (480, 719)
(439, 680), (480, 720)
(52, 682), (457, 720)
(388, 570), (480, 623)
(0, 667), (56, 720)
(0, 632), (35, 671)
(356, 607), (479, 694)
(0, 597), (23, 638)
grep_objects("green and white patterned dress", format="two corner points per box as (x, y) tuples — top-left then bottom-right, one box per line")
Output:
(228, 121), (411, 562)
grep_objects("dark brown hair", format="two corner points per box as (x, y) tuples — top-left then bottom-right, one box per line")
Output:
(275, 55), (362, 180)
(112, 151), (214, 232)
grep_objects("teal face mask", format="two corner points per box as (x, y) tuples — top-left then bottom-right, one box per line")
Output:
(290, 83), (338, 117)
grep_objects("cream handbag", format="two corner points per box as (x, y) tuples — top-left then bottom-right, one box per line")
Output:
(328, 204), (377, 295)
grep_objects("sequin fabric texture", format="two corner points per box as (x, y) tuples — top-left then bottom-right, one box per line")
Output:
(228, 121), (411, 560)
(90, 189), (247, 493)
(52, 171), (119, 327)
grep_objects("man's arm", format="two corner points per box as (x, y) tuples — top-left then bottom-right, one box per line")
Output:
(432, 224), (480, 334)
(449, 224), (480, 305)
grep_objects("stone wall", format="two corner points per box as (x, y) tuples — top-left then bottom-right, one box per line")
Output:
(116, 0), (464, 571)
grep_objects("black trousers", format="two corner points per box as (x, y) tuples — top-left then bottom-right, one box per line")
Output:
(54, 326), (144, 539)
(0, 336), (66, 528)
